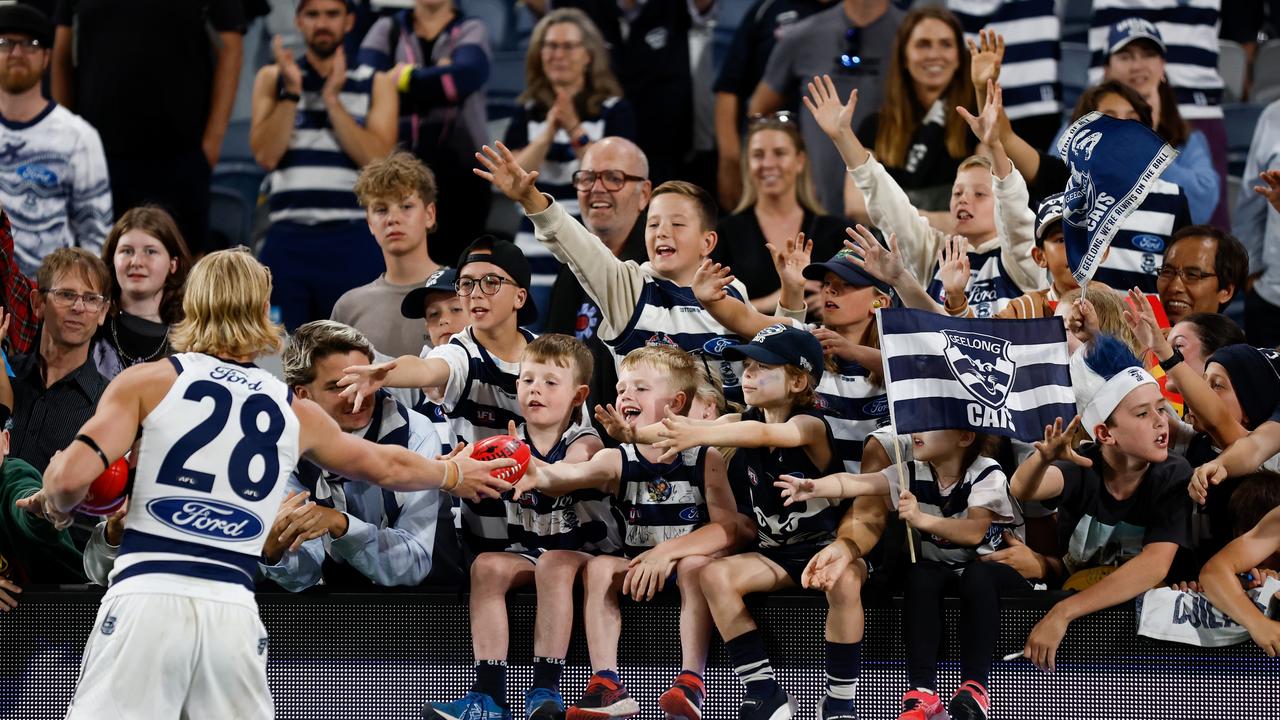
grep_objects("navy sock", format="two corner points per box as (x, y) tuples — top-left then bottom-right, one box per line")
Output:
(824, 641), (861, 711)
(594, 669), (621, 683)
(473, 660), (507, 701)
(532, 656), (565, 691)
(725, 630), (779, 699)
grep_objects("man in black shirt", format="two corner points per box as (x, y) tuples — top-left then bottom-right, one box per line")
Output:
(10, 247), (109, 471)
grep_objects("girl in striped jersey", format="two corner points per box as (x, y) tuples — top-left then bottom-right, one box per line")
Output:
(809, 74), (1043, 319)
(513, 346), (742, 720)
(777, 429), (1024, 720)
(422, 335), (619, 720)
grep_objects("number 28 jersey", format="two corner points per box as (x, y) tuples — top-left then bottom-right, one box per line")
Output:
(110, 354), (301, 603)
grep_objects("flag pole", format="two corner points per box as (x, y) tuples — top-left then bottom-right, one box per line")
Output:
(875, 308), (916, 564)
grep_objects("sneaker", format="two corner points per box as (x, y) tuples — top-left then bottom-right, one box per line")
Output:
(947, 681), (991, 720)
(817, 697), (859, 720)
(738, 685), (795, 720)
(658, 672), (705, 720)
(565, 674), (640, 720)
(897, 689), (943, 720)
(527, 688), (565, 720)
(424, 692), (511, 720)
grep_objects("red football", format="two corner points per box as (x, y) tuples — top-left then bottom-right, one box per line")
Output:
(78, 457), (129, 516)
(469, 435), (532, 484)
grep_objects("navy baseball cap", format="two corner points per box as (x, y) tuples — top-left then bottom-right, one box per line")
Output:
(722, 324), (824, 384)
(0, 2), (53, 47)
(1035, 192), (1065, 245)
(456, 236), (538, 326)
(295, 0), (355, 12)
(803, 247), (894, 297)
(401, 266), (457, 319)
(1107, 18), (1165, 58)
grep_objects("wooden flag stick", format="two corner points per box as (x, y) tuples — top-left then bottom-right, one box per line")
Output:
(889, 429), (917, 564)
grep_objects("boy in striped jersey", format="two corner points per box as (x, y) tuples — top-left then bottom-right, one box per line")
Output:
(513, 345), (745, 720)
(423, 334), (620, 720)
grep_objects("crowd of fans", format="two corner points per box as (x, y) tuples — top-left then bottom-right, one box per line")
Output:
(2, 0), (1280, 719)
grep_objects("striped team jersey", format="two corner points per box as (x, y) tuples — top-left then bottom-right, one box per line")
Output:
(606, 277), (748, 395)
(267, 58), (374, 225)
(506, 420), (620, 554)
(1091, 178), (1190, 292)
(813, 356), (888, 473)
(949, 0), (1060, 120)
(112, 354), (301, 603)
(925, 245), (1029, 318)
(884, 455), (1022, 568)
(1088, 0), (1224, 120)
(616, 444), (709, 558)
(428, 326), (536, 553)
(728, 407), (846, 548)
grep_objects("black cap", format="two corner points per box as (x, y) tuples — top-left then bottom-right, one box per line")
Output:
(0, 2), (52, 47)
(456, 235), (538, 326)
(722, 323), (824, 384)
(802, 247), (894, 297)
(400, 266), (458, 319)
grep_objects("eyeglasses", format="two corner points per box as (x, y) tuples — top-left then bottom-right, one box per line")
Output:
(455, 274), (518, 296)
(41, 288), (107, 311)
(0, 37), (44, 55)
(541, 40), (583, 54)
(1157, 265), (1217, 283)
(836, 27), (862, 70)
(571, 169), (647, 192)
(748, 111), (796, 127)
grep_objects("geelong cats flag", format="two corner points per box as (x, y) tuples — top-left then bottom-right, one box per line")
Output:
(1057, 111), (1177, 287)
(878, 309), (1076, 441)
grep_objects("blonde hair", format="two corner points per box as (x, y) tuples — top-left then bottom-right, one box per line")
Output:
(169, 248), (283, 359)
(283, 320), (375, 387)
(521, 8), (623, 117)
(354, 151), (438, 207)
(781, 365), (818, 409)
(734, 121), (826, 215)
(521, 333), (594, 386)
(957, 154), (993, 174)
(619, 345), (700, 416)
(695, 368), (728, 416)
(1058, 286), (1144, 356)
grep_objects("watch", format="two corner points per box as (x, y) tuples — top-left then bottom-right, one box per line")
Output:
(277, 85), (301, 103)
(1158, 347), (1184, 373)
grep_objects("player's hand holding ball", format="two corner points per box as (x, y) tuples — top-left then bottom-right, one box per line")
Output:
(447, 438), (527, 501)
(78, 457), (130, 516)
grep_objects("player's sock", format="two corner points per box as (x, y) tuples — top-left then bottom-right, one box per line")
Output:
(474, 659), (508, 701)
(532, 656), (566, 691)
(725, 630), (779, 700)
(823, 641), (861, 712)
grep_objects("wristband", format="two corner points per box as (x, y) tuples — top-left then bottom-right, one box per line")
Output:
(1158, 347), (1184, 373)
(276, 82), (301, 103)
(442, 460), (460, 492)
(398, 65), (414, 93)
(75, 434), (111, 472)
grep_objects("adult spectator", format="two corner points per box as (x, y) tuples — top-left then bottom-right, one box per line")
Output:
(92, 206), (192, 381)
(713, 0), (833, 210)
(544, 136), (650, 417)
(1234, 101), (1280, 348)
(533, 0), (712, 187)
(51, 0), (244, 255)
(1097, 19), (1219, 225)
(504, 8), (635, 328)
(1, 209), (37, 354)
(332, 152), (441, 359)
(261, 320), (462, 590)
(0, 3), (110, 277)
(1157, 225), (1248, 326)
(713, 115), (844, 314)
(751, 0), (906, 215)
(9, 247), (108, 472)
(848, 6), (974, 227)
(949, 1), (1060, 151)
(1088, 3), (1229, 228)
(251, 0), (398, 332)
(356, 0), (492, 266)
(1164, 312), (1245, 393)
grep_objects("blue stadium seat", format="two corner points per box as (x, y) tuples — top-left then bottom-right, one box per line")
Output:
(1059, 42), (1091, 111)
(1219, 39), (1247, 103)
(1224, 102), (1264, 178)
(209, 185), (252, 249)
(1253, 39), (1280, 105)
(487, 49), (528, 120)
(460, 0), (510, 50)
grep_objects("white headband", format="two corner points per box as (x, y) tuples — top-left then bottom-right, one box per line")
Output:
(1081, 365), (1158, 439)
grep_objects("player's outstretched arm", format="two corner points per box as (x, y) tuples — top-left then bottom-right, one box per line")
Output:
(1200, 505), (1280, 656)
(294, 397), (513, 498)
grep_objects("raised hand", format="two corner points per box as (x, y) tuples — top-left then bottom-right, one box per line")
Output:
(802, 74), (858, 140)
(774, 476), (817, 506)
(692, 259), (735, 305)
(843, 224), (907, 287)
(768, 231), (814, 295)
(1189, 461), (1227, 506)
(594, 403), (637, 444)
(967, 29), (1004, 92)
(1122, 287), (1173, 357)
(474, 142), (547, 212)
(937, 234), (972, 300)
(1256, 169), (1280, 214)
(322, 46), (347, 102)
(1034, 416), (1092, 467)
(957, 78), (1004, 148)
(338, 359), (397, 413)
(272, 35), (302, 94)
(1064, 297), (1101, 345)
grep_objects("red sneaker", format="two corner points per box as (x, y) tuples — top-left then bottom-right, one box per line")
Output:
(897, 689), (943, 720)
(565, 674), (639, 720)
(947, 680), (991, 720)
(658, 671), (705, 720)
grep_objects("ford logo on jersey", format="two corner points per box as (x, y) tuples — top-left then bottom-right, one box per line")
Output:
(1132, 234), (1165, 253)
(863, 397), (889, 416)
(147, 497), (264, 542)
(702, 337), (732, 358)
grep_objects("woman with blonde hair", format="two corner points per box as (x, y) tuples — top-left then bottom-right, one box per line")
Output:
(714, 115), (846, 315)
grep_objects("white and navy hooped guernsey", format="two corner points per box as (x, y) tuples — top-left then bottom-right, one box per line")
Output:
(615, 445), (709, 559)
(110, 353), (301, 603)
(814, 356), (889, 474)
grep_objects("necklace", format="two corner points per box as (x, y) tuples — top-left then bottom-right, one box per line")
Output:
(110, 315), (168, 365)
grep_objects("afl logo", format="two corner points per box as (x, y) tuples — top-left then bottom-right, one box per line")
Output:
(147, 497), (264, 541)
(1132, 234), (1165, 253)
(863, 397), (889, 416)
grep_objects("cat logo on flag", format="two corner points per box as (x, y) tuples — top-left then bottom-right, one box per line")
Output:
(941, 329), (1017, 431)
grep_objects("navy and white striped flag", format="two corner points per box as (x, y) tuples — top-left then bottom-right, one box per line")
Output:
(877, 309), (1076, 441)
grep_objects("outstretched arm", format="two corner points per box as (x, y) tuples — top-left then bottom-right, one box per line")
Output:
(511, 449), (624, 498)
(338, 355), (452, 412)
(655, 413), (826, 460)
(774, 471), (891, 505)
(1011, 416), (1090, 501)
(1200, 505), (1280, 656)
(691, 259), (788, 339)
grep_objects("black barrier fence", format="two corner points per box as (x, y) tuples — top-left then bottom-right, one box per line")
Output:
(1, 589), (1276, 720)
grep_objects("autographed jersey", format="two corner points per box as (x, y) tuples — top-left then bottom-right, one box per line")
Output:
(111, 353), (301, 598)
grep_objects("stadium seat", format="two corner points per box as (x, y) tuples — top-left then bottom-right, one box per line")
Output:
(1060, 42), (1091, 110)
(1253, 39), (1280, 105)
(208, 185), (252, 249)
(460, 0), (510, 50)
(1218, 39), (1247, 102)
(1224, 102), (1264, 178)
(487, 49), (527, 121)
